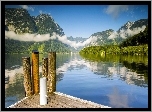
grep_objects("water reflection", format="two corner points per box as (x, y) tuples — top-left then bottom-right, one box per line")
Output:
(5, 54), (148, 90)
(5, 54), (148, 108)
(80, 54), (148, 87)
(108, 86), (129, 108)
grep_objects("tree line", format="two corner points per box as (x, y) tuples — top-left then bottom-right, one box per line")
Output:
(5, 39), (71, 54)
(79, 26), (148, 56)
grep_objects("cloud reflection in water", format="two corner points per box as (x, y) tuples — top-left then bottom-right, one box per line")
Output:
(107, 86), (129, 108)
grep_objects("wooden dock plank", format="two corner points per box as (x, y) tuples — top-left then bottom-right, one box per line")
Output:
(8, 92), (110, 108)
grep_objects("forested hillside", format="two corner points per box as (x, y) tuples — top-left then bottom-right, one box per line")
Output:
(80, 26), (148, 55)
(85, 19), (148, 47)
(119, 26), (148, 47)
(5, 8), (70, 53)
(5, 8), (37, 34)
(5, 39), (70, 54)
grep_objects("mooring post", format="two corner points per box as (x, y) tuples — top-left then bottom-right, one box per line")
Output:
(42, 57), (48, 93)
(32, 50), (39, 94)
(22, 57), (33, 97)
(40, 77), (47, 105)
(48, 52), (56, 93)
(42, 57), (48, 78)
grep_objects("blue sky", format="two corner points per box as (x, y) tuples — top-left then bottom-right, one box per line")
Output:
(5, 5), (148, 38)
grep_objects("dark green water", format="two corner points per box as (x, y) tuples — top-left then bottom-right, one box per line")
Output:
(5, 53), (148, 108)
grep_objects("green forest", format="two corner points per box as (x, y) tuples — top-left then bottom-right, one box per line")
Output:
(79, 26), (148, 56)
(5, 39), (71, 54)
(5, 8), (69, 54)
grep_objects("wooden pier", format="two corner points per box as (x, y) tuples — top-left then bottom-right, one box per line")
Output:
(7, 92), (110, 108)
(7, 51), (110, 108)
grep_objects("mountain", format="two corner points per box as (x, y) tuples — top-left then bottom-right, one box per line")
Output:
(5, 8), (70, 53)
(117, 19), (148, 32)
(5, 8), (65, 36)
(33, 14), (64, 36)
(67, 36), (87, 43)
(85, 19), (148, 47)
(117, 21), (134, 33)
(129, 19), (148, 30)
(5, 8), (37, 34)
(5, 8), (148, 52)
(67, 36), (88, 52)
(88, 29), (117, 45)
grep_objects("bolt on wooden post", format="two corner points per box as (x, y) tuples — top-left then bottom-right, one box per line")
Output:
(32, 50), (39, 94)
(22, 57), (33, 97)
(48, 52), (56, 94)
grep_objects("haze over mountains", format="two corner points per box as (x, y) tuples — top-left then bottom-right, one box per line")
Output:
(5, 8), (148, 53)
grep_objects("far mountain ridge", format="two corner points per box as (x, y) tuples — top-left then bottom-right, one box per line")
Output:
(86, 18), (148, 47)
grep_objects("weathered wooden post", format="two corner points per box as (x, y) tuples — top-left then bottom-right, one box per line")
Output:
(42, 57), (48, 78)
(42, 57), (48, 93)
(22, 57), (33, 97)
(48, 52), (56, 94)
(32, 50), (39, 94)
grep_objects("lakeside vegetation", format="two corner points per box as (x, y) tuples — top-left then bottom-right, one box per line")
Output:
(80, 26), (148, 56)
(79, 44), (148, 55)
(5, 39), (71, 54)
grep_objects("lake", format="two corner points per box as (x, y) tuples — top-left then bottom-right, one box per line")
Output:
(5, 53), (148, 108)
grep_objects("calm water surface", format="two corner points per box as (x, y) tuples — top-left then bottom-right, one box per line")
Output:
(5, 53), (148, 108)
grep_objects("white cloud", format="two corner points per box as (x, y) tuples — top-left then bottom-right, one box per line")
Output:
(105, 5), (129, 19)
(108, 86), (129, 108)
(108, 31), (118, 39)
(56, 35), (97, 49)
(108, 25), (146, 39)
(119, 25), (146, 39)
(19, 5), (34, 11)
(39, 10), (43, 14)
(5, 31), (97, 49)
(5, 25), (146, 48)
(5, 31), (56, 42)
(39, 10), (50, 15)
